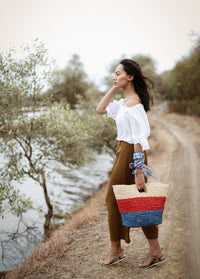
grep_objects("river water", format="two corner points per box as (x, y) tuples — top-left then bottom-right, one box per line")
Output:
(0, 151), (114, 271)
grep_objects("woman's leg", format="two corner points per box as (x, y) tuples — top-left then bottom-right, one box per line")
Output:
(100, 142), (134, 265)
(99, 240), (124, 265)
(140, 226), (164, 267)
(139, 239), (164, 267)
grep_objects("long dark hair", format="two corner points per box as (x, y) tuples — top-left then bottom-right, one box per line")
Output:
(120, 59), (153, 111)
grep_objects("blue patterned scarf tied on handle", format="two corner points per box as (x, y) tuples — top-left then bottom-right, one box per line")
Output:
(129, 151), (152, 179)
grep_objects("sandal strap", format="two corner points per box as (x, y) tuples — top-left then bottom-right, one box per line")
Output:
(109, 248), (124, 257)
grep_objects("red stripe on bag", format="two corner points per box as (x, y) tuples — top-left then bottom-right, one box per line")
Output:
(116, 197), (166, 213)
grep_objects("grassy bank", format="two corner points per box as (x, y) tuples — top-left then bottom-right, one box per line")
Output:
(5, 180), (109, 279)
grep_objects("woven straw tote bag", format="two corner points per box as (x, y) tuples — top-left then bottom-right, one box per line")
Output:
(113, 182), (169, 228)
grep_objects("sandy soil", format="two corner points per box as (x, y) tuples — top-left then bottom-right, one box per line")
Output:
(5, 102), (200, 279)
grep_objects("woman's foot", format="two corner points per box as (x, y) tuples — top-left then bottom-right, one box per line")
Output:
(139, 250), (166, 268)
(100, 248), (125, 266)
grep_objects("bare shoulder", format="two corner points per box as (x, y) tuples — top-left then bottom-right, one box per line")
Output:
(123, 98), (141, 107)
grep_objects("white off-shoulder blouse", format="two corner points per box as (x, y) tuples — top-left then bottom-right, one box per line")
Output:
(106, 99), (150, 150)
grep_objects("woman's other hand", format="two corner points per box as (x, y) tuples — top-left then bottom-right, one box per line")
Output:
(135, 169), (146, 192)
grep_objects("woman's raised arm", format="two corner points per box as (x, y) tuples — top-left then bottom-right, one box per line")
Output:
(96, 86), (119, 114)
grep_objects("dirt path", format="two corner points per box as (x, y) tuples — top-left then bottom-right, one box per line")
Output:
(6, 102), (200, 279)
(150, 102), (200, 279)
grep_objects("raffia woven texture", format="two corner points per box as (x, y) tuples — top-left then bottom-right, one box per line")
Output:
(113, 183), (169, 199)
(113, 182), (169, 227)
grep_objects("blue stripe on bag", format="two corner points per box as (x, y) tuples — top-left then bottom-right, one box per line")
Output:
(121, 210), (163, 227)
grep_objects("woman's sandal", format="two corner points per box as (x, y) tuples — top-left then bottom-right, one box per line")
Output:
(139, 253), (167, 268)
(100, 250), (126, 267)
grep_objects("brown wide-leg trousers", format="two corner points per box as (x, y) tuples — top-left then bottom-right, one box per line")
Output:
(106, 141), (158, 243)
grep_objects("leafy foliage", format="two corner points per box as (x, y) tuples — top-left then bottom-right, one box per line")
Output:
(158, 36), (200, 116)
(45, 54), (92, 108)
(0, 182), (32, 218)
(131, 54), (157, 78)
(81, 112), (117, 154)
(0, 41), (91, 227)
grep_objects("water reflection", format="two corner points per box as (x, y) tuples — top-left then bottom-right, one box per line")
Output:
(0, 151), (113, 271)
(0, 213), (42, 271)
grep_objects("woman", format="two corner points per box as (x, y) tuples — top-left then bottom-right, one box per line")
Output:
(96, 59), (165, 267)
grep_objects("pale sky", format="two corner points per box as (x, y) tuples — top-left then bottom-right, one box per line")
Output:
(0, 0), (200, 86)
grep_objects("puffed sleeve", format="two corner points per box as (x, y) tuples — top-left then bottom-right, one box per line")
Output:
(106, 99), (123, 120)
(125, 105), (150, 150)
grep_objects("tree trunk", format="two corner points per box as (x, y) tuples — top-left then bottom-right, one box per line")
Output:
(41, 174), (53, 233)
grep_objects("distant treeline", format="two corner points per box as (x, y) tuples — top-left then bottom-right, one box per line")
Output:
(157, 37), (200, 116)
